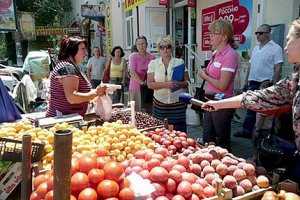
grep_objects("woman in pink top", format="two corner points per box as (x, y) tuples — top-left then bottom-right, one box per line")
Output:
(198, 19), (239, 150)
(128, 36), (155, 111)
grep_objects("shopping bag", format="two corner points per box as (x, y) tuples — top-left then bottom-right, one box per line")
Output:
(0, 79), (21, 123)
(95, 95), (112, 121)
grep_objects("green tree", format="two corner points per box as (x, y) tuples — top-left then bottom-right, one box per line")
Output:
(17, 0), (72, 26)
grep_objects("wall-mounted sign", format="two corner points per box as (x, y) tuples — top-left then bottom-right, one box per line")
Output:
(187, 0), (196, 8)
(19, 12), (35, 40)
(125, 0), (146, 11)
(35, 27), (80, 36)
(159, 0), (169, 6)
(81, 3), (106, 18)
(201, 0), (252, 51)
(0, 0), (17, 31)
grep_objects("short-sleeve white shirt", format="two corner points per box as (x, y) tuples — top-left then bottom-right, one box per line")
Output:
(147, 57), (186, 104)
(87, 56), (106, 80)
(248, 40), (283, 82)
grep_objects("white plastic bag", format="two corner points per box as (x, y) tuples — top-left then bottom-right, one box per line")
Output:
(95, 95), (112, 121)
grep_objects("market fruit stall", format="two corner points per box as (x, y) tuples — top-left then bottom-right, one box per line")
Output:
(0, 112), (298, 200)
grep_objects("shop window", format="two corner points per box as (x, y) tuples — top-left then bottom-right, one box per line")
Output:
(125, 10), (134, 49)
(145, 7), (167, 52)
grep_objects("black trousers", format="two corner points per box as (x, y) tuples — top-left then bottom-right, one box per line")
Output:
(202, 109), (234, 150)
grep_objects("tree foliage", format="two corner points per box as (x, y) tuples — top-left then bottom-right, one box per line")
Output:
(16, 0), (72, 26)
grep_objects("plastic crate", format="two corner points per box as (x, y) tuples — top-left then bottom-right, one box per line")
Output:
(0, 138), (45, 162)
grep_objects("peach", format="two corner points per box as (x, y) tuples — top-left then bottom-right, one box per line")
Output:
(202, 166), (215, 176)
(243, 163), (256, 176)
(227, 165), (238, 175)
(216, 163), (228, 177)
(233, 185), (245, 197)
(256, 175), (269, 188)
(203, 186), (216, 198)
(239, 179), (253, 192)
(200, 160), (210, 169)
(233, 169), (247, 181)
(211, 159), (221, 169)
(222, 175), (237, 189)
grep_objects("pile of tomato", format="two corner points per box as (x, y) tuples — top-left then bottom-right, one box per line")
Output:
(30, 154), (134, 200)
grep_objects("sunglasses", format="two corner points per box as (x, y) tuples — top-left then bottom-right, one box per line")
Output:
(159, 44), (172, 50)
(255, 31), (269, 35)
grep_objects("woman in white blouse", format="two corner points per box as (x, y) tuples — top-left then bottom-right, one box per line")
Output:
(147, 36), (189, 132)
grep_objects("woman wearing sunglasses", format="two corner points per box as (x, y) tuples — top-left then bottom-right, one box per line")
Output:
(147, 36), (189, 132)
(198, 19), (239, 150)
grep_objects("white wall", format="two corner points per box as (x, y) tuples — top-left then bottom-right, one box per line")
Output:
(110, 0), (125, 48)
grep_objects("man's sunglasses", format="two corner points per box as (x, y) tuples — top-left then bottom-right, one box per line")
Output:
(159, 44), (172, 50)
(255, 31), (270, 35)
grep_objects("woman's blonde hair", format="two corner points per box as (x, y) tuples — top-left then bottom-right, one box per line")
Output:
(290, 19), (300, 39)
(157, 36), (172, 51)
(209, 19), (238, 49)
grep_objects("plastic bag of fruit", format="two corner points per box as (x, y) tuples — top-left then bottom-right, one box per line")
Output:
(95, 95), (112, 121)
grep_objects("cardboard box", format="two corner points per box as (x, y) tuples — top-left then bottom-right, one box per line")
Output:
(0, 162), (22, 200)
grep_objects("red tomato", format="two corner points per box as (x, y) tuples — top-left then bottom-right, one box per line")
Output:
(96, 157), (109, 169)
(103, 161), (125, 181)
(78, 156), (97, 174)
(71, 158), (80, 175)
(36, 182), (48, 199)
(46, 176), (54, 191)
(78, 188), (97, 200)
(88, 169), (104, 185)
(30, 192), (40, 200)
(97, 180), (119, 199)
(44, 190), (53, 200)
(71, 172), (89, 193)
(96, 148), (108, 157)
(33, 174), (47, 190)
(119, 187), (135, 200)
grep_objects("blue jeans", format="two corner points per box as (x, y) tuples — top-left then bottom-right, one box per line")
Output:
(242, 81), (263, 135)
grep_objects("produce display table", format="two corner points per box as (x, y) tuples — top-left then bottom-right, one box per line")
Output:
(0, 117), (299, 200)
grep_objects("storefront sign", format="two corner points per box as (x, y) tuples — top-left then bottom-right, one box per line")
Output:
(0, 0), (17, 31)
(159, 0), (169, 6)
(201, 0), (252, 51)
(81, 3), (106, 18)
(125, 0), (146, 11)
(19, 12), (35, 40)
(35, 27), (80, 36)
(187, 0), (196, 8)
(105, 4), (113, 55)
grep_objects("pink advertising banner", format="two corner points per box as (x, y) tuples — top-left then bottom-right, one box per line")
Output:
(201, 0), (252, 51)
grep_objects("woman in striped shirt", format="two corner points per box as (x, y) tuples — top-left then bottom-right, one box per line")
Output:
(46, 36), (106, 117)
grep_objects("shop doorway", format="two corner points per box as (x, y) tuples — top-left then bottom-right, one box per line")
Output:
(173, 6), (196, 59)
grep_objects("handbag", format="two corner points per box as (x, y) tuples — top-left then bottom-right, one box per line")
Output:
(256, 130), (299, 169)
(191, 80), (206, 111)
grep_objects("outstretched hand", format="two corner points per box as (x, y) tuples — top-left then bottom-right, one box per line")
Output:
(96, 85), (107, 96)
(201, 100), (220, 112)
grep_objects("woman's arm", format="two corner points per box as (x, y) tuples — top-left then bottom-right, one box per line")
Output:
(147, 72), (173, 90)
(199, 68), (233, 91)
(202, 79), (293, 112)
(202, 94), (243, 111)
(59, 75), (105, 104)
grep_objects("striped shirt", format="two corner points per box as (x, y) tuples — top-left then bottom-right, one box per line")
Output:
(46, 59), (91, 117)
